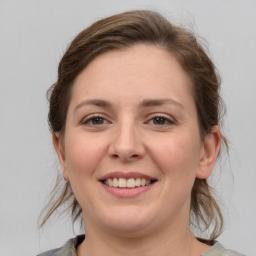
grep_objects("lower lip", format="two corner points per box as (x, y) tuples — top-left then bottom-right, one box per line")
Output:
(101, 182), (155, 198)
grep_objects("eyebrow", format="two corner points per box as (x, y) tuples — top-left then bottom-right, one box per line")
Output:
(74, 99), (111, 113)
(140, 98), (184, 109)
(73, 98), (184, 113)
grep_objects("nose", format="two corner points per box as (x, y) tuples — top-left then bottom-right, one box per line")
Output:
(108, 121), (145, 162)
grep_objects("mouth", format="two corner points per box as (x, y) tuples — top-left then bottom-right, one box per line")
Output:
(99, 172), (157, 198)
(102, 177), (156, 188)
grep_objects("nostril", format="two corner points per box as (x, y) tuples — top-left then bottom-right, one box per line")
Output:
(111, 153), (140, 161)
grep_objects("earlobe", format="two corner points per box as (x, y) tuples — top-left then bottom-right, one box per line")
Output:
(196, 126), (221, 179)
(52, 133), (69, 181)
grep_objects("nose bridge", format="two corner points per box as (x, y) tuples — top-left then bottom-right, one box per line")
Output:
(109, 117), (144, 161)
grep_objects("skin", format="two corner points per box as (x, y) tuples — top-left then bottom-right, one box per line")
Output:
(53, 44), (220, 256)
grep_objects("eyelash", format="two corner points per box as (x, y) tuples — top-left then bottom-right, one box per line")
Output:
(81, 114), (110, 126)
(81, 114), (175, 127)
(146, 114), (175, 126)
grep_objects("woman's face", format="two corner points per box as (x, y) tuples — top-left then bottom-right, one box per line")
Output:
(54, 44), (219, 236)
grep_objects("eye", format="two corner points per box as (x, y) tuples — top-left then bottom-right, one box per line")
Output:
(147, 115), (175, 126)
(82, 115), (110, 126)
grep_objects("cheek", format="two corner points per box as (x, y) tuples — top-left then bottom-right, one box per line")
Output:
(148, 132), (201, 179)
(63, 134), (108, 208)
(64, 134), (107, 179)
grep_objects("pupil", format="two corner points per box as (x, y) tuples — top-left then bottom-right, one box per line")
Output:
(92, 117), (103, 124)
(154, 117), (165, 125)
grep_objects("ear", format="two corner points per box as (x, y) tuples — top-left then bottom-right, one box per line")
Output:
(196, 125), (221, 179)
(52, 133), (69, 181)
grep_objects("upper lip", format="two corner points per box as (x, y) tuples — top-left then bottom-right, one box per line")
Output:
(99, 172), (157, 181)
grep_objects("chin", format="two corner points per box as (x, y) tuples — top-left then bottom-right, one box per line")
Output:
(107, 222), (154, 238)
(94, 207), (156, 237)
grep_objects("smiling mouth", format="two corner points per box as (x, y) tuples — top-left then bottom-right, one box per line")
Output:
(102, 177), (156, 188)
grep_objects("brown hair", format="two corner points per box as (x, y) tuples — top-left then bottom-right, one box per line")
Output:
(40, 10), (227, 240)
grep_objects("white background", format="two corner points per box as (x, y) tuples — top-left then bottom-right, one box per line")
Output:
(0, 1), (255, 255)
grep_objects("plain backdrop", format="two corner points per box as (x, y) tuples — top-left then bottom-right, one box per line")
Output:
(0, 1), (255, 255)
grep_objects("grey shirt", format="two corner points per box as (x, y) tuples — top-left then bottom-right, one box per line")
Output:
(37, 235), (245, 256)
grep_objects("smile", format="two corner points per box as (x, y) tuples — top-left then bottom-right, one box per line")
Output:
(103, 177), (154, 188)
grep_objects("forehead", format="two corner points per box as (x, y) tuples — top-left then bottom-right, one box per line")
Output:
(68, 44), (195, 113)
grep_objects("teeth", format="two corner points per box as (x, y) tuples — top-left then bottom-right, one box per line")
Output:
(127, 178), (135, 188)
(113, 178), (118, 187)
(135, 178), (141, 187)
(107, 178), (113, 186)
(103, 177), (153, 188)
(119, 178), (126, 188)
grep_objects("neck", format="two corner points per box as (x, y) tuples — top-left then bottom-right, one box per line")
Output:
(77, 216), (210, 256)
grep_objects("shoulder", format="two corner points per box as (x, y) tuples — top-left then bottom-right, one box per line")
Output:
(202, 241), (246, 256)
(36, 247), (61, 256)
(36, 235), (85, 256)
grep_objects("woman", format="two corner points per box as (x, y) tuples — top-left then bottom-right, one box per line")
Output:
(38, 10), (244, 256)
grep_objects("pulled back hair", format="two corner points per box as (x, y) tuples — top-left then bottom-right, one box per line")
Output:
(41, 10), (227, 240)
